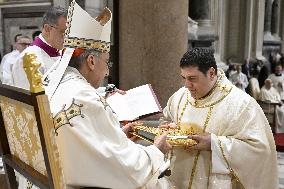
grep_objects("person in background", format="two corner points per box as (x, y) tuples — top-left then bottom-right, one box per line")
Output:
(0, 33), (22, 82)
(0, 35), (31, 85)
(161, 47), (278, 189)
(32, 30), (41, 41)
(268, 64), (284, 100)
(260, 78), (284, 133)
(11, 6), (67, 89)
(229, 64), (249, 91)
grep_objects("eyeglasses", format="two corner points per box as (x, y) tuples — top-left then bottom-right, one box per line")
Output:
(49, 25), (66, 35)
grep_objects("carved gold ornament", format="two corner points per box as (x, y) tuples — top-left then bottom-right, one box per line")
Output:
(23, 53), (44, 93)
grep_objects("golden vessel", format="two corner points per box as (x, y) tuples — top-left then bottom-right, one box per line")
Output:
(132, 122), (197, 147)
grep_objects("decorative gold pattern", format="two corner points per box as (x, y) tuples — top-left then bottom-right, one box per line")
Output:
(0, 96), (47, 176)
(23, 53), (44, 93)
(132, 122), (197, 147)
(176, 92), (189, 129)
(64, 37), (110, 53)
(53, 99), (84, 135)
(218, 138), (245, 189)
(188, 106), (213, 189)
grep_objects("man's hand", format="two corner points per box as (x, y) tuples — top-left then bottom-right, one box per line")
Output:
(159, 122), (177, 130)
(154, 131), (172, 154)
(122, 122), (137, 141)
(185, 133), (211, 151)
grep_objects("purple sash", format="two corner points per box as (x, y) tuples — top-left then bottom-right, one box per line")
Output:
(32, 37), (60, 57)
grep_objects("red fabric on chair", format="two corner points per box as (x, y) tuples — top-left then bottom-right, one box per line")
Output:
(274, 133), (284, 152)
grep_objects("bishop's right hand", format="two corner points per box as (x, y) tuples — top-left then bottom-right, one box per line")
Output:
(154, 131), (172, 154)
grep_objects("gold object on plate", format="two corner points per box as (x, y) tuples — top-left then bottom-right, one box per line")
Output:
(132, 122), (197, 147)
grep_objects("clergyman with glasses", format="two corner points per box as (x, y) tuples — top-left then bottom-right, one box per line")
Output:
(11, 6), (67, 90)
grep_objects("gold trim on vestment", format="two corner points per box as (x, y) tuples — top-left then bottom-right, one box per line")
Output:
(218, 138), (245, 189)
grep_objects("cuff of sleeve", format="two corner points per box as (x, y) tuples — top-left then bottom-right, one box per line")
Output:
(211, 134), (229, 174)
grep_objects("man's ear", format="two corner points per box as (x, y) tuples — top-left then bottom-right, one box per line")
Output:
(43, 24), (51, 33)
(86, 54), (96, 71)
(208, 67), (216, 80)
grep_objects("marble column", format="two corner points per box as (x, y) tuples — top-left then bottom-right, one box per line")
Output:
(119, 0), (188, 107)
(271, 0), (280, 39)
(189, 0), (210, 25)
(264, 0), (274, 40)
(188, 0), (215, 48)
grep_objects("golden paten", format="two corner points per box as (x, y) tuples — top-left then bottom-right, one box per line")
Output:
(132, 122), (197, 147)
(23, 52), (44, 93)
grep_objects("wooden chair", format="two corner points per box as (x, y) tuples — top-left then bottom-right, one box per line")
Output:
(0, 53), (65, 189)
(257, 100), (281, 133)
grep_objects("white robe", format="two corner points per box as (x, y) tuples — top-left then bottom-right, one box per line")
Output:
(268, 73), (284, 100)
(0, 50), (20, 84)
(44, 67), (169, 189)
(163, 70), (278, 189)
(11, 35), (60, 89)
(260, 86), (284, 133)
(229, 72), (248, 91)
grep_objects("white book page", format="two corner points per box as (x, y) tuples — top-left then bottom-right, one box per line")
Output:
(106, 93), (137, 121)
(126, 84), (161, 118)
(106, 84), (161, 121)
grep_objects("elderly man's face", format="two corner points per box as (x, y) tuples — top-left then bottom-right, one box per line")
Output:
(46, 16), (67, 50)
(90, 52), (110, 88)
(264, 80), (272, 89)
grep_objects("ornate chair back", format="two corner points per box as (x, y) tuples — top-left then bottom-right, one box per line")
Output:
(0, 53), (65, 189)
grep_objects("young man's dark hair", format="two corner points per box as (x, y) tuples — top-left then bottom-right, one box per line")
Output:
(42, 6), (67, 27)
(180, 47), (217, 75)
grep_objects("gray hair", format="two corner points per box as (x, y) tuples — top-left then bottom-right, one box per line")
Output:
(42, 6), (67, 27)
(69, 49), (102, 70)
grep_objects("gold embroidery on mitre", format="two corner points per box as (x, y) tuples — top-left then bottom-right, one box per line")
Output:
(23, 52), (44, 93)
(64, 37), (110, 53)
(53, 99), (84, 135)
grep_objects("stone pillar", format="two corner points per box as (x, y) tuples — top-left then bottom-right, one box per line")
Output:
(119, 0), (188, 107)
(264, 0), (274, 40)
(188, 0), (215, 48)
(281, 0), (284, 53)
(189, 0), (210, 25)
(271, 0), (280, 39)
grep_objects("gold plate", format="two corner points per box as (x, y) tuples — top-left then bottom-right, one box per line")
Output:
(132, 123), (197, 147)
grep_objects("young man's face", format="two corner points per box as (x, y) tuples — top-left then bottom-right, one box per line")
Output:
(181, 66), (216, 99)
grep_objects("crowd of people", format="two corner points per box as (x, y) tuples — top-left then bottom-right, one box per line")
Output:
(0, 1), (280, 189)
(226, 54), (284, 133)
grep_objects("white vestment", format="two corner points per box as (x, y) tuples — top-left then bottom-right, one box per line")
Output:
(268, 73), (284, 100)
(229, 72), (248, 91)
(11, 35), (60, 89)
(0, 50), (20, 84)
(163, 70), (278, 189)
(260, 86), (284, 133)
(42, 67), (169, 189)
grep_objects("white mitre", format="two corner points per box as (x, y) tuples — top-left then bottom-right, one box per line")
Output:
(43, 0), (112, 99)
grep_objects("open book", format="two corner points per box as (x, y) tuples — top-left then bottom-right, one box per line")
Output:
(106, 84), (162, 121)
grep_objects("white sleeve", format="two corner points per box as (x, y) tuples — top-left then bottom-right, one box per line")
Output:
(211, 134), (229, 174)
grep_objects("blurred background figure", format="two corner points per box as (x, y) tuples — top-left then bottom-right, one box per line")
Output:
(32, 30), (41, 41)
(229, 64), (249, 91)
(268, 64), (284, 100)
(0, 34), (32, 84)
